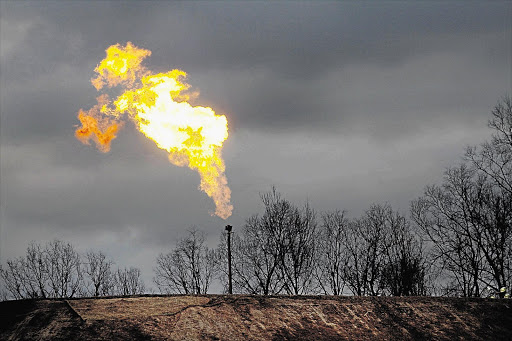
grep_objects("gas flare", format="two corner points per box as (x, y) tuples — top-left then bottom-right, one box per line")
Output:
(76, 42), (233, 219)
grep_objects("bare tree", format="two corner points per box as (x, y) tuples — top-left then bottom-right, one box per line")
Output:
(412, 167), (480, 296)
(0, 243), (52, 299)
(84, 251), (114, 297)
(230, 188), (317, 295)
(154, 250), (189, 294)
(411, 97), (512, 297)
(230, 188), (292, 295)
(468, 176), (512, 292)
(154, 228), (217, 294)
(412, 163), (512, 296)
(23, 242), (49, 298)
(380, 211), (428, 296)
(342, 205), (390, 296)
(465, 96), (512, 196)
(230, 230), (282, 295)
(114, 267), (145, 296)
(315, 210), (350, 295)
(46, 240), (83, 298)
(465, 96), (512, 291)
(1, 259), (30, 299)
(1, 240), (147, 300)
(280, 201), (318, 295)
(0, 240), (83, 299)
(334, 204), (428, 296)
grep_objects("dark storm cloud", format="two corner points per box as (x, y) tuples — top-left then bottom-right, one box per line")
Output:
(126, 2), (509, 74)
(191, 35), (507, 139)
(2, 1), (510, 141)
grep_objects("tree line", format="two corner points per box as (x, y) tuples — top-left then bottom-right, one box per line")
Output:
(0, 240), (145, 300)
(2, 97), (511, 299)
(155, 193), (430, 297)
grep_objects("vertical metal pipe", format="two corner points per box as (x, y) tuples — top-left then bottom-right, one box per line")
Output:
(225, 225), (233, 294)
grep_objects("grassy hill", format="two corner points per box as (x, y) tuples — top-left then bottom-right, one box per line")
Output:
(1, 295), (511, 340)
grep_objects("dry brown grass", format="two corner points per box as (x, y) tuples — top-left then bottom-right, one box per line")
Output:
(1, 295), (511, 340)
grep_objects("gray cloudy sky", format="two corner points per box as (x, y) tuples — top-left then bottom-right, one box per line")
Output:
(1, 1), (511, 292)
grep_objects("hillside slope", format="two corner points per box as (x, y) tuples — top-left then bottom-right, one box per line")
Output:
(1, 295), (511, 340)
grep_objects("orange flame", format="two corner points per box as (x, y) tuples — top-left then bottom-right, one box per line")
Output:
(91, 42), (151, 90)
(76, 42), (233, 219)
(75, 94), (121, 153)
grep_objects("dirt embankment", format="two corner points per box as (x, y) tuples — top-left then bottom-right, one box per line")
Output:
(1, 295), (511, 340)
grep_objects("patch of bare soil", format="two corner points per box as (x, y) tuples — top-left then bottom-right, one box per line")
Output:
(1, 295), (511, 340)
